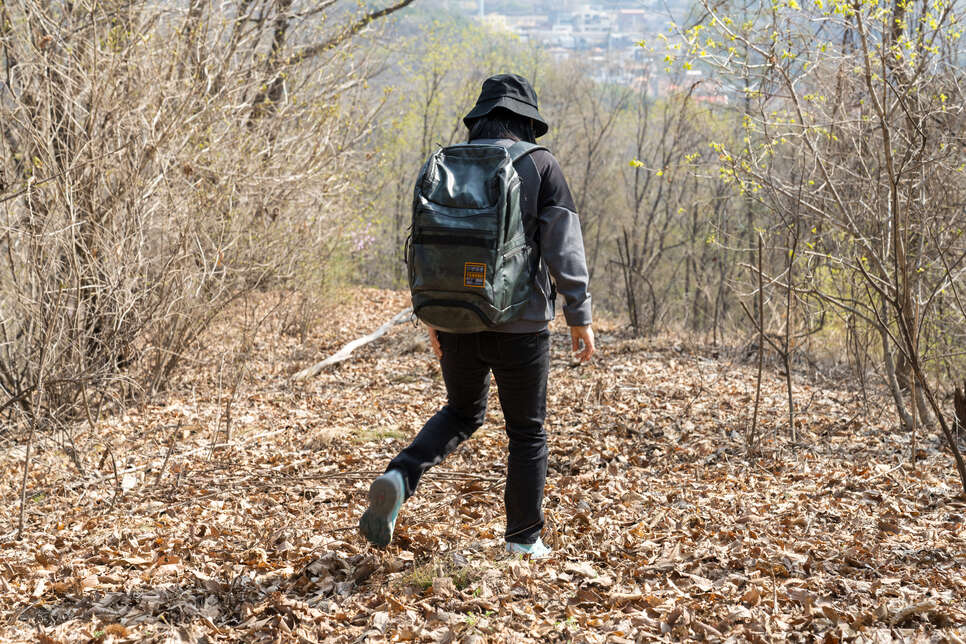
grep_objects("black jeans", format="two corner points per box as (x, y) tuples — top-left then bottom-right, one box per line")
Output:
(387, 330), (551, 544)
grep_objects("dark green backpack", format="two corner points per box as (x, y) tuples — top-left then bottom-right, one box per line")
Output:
(407, 141), (546, 333)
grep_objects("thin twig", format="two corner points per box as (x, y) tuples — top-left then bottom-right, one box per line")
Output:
(784, 230), (797, 443)
(16, 410), (38, 541)
(748, 232), (765, 455)
(108, 446), (121, 510)
(294, 470), (499, 483)
(67, 427), (290, 491)
(154, 421), (181, 487)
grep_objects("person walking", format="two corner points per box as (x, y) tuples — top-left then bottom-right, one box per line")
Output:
(359, 73), (594, 558)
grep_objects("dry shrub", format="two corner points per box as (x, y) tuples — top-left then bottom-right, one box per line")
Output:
(0, 0), (402, 430)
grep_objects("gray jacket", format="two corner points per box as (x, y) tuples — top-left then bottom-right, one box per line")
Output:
(472, 139), (592, 333)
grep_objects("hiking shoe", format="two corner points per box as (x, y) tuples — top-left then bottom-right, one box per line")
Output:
(359, 469), (405, 548)
(506, 538), (552, 559)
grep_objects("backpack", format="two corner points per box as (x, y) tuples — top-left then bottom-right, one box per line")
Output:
(406, 141), (547, 333)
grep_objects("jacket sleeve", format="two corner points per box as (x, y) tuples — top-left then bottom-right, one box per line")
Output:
(534, 150), (593, 327)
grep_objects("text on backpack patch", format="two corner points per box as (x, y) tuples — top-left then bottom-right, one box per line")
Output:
(463, 262), (486, 288)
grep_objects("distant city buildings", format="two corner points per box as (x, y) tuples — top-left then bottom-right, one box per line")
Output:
(470, 2), (726, 104)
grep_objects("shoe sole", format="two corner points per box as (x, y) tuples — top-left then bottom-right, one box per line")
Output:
(359, 475), (401, 548)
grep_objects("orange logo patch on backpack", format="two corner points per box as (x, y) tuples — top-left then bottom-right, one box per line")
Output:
(463, 262), (486, 288)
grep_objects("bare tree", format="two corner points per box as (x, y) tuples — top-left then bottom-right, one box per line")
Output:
(689, 0), (966, 490)
(0, 0), (412, 433)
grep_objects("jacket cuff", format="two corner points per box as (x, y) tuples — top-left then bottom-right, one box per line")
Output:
(563, 295), (593, 327)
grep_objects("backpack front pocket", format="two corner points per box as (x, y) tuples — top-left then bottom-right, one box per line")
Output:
(410, 241), (497, 302)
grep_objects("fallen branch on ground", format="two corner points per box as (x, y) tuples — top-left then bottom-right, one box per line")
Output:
(64, 427), (291, 491)
(294, 469), (499, 482)
(292, 307), (413, 380)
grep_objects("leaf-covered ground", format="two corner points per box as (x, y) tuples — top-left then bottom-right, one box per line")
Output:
(1, 289), (965, 643)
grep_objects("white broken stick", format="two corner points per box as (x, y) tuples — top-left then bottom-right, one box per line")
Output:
(293, 307), (413, 380)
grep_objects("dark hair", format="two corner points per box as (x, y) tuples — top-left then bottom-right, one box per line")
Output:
(466, 107), (536, 143)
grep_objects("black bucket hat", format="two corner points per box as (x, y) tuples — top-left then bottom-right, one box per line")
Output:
(463, 73), (549, 138)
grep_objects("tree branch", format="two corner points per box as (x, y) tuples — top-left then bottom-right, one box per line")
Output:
(288, 0), (416, 67)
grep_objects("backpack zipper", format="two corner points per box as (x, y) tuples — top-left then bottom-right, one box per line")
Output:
(415, 225), (496, 248)
(417, 202), (496, 218)
(419, 224), (493, 235)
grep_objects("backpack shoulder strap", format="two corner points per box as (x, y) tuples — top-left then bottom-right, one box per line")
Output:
(507, 140), (549, 163)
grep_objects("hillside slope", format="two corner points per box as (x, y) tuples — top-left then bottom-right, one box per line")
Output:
(1, 290), (963, 642)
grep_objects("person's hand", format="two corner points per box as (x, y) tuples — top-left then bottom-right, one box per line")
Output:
(427, 327), (442, 359)
(570, 325), (595, 363)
